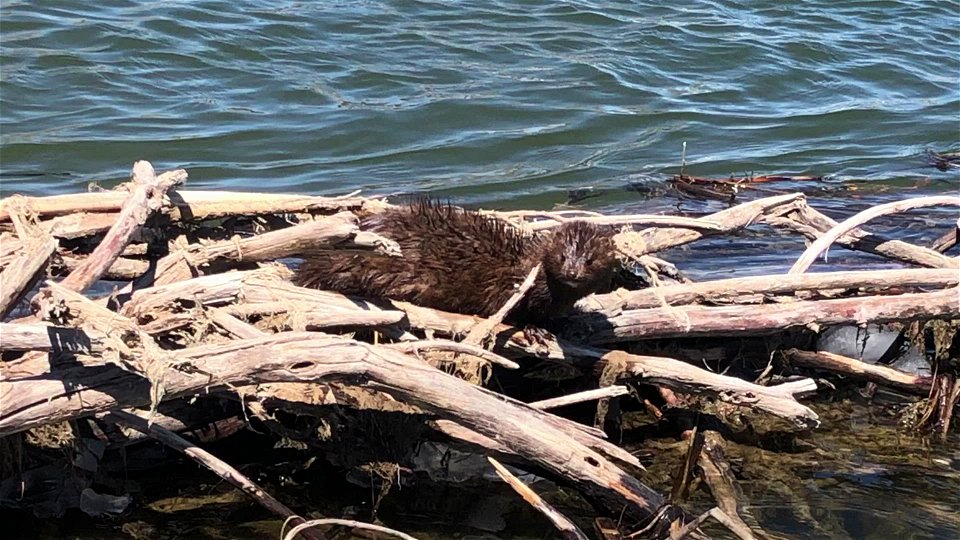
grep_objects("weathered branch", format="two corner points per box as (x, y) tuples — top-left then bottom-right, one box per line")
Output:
(570, 288), (959, 342)
(0, 227), (56, 319)
(790, 196), (960, 274)
(58, 254), (150, 281)
(141, 212), (400, 287)
(390, 303), (820, 426)
(591, 350), (818, 428)
(698, 432), (765, 540)
(518, 214), (723, 232)
(0, 190), (374, 222)
(44, 212), (121, 240)
(58, 162), (187, 293)
(579, 268), (959, 312)
(121, 267), (399, 326)
(488, 457), (589, 540)
(765, 199), (958, 269)
(0, 322), (104, 354)
(620, 193), (805, 256)
(33, 280), (167, 378)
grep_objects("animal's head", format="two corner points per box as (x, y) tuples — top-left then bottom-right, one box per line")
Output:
(540, 221), (617, 293)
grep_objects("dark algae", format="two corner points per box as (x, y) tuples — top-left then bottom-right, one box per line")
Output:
(295, 200), (618, 325)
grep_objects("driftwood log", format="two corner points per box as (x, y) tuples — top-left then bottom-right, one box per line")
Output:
(0, 211), (57, 318)
(569, 288), (958, 342)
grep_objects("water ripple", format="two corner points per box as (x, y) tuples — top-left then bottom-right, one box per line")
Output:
(1, 0), (956, 204)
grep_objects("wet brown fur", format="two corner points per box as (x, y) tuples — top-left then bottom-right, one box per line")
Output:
(295, 200), (617, 324)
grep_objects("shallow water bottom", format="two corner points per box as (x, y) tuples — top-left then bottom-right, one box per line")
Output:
(5, 397), (958, 540)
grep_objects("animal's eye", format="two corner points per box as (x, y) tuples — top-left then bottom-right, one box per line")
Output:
(585, 258), (594, 266)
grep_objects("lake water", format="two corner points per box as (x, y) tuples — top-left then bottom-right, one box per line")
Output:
(2, 1), (957, 200)
(1, 0), (958, 538)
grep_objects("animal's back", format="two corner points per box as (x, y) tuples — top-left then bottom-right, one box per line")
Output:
(295, 200), (539, 316)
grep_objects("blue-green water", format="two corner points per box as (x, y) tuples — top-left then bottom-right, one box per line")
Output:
(1, 0), (957, 202)
(1, 1), (958, 538)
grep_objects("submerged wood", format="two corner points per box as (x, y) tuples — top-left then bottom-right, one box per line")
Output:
(929, 223), (958, 253)
(282, 519), (414, 540)
(782, 348), (933, 395)
(698, 432), (765, 540)
(106, 409), (323, 540)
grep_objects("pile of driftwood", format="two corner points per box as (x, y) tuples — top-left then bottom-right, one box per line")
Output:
(1, 161), (957, 539)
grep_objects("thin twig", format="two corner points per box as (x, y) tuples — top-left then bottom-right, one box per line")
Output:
(528, 386), (631, 410)
(282, 519), (417, 540)
(488, 457), (589, 540)
(387, 339), (520, 369)
(464, 263), (541, 346)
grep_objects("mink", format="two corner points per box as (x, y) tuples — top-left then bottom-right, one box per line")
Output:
(294, 200), (618, 325)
